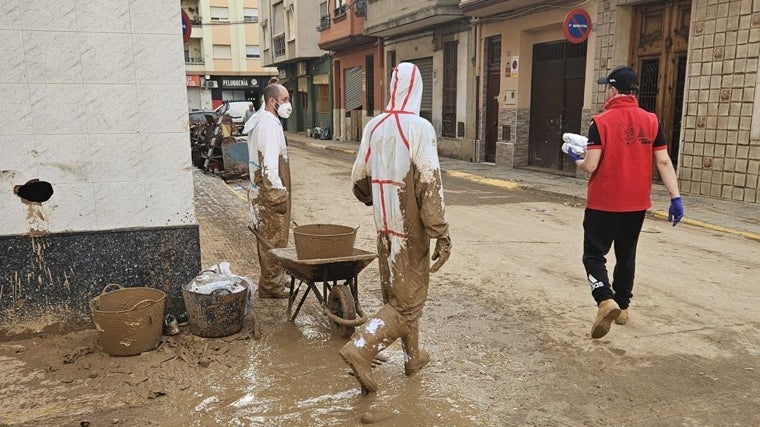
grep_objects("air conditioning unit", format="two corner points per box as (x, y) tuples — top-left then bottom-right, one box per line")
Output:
(205, 81), (219, 89)
(297, 62), (307, 76)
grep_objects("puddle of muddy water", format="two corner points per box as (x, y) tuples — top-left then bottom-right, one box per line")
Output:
(176, 309), (489, 427)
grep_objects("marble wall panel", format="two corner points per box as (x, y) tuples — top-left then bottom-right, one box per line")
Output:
(0, 0), (20, 30)
(74, 0), (131, 33)
(0, 84), (33, 135)
(79, 33), (135, 84)
(0, 30), (27, 83)
(145, 179), (196, 226)
(137, 85), (190, 133)
(140, 133), (193, 181)
(29, 84), (87, 135)
(128, 0), (181, 35)
(46, 182), (97, 232)
(23, 31), (83, 84)
(83, 84), (139, 133)
(94, 181), (148, 229)
(19, 0), (77, 32)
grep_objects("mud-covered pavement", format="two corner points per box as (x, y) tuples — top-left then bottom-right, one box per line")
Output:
(2, 145), (760, 426)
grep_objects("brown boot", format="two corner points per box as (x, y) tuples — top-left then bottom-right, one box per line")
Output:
(402, 325), (430, 376)
(339, 305), (407, 394)
(591, 299), (621, 339)
(615, 309), (629, 325)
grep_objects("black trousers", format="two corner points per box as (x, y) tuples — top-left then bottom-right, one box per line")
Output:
(582, 208), (646, 309)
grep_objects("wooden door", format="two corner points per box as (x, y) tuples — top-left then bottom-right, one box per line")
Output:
(632, 1), (690, 166)
(528, 40), (587, 170)
(442, 41), (458, 137)
(484, 36), (501, 163)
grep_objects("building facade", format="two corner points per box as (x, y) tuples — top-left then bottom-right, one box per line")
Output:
(318, 0), (383, 142)
(0, 2), (200, 335)
(365, 0), (479, 161)
(182, 0), (278, 111)
(461, 0), (760, 203)
(259, 0), (332, 132)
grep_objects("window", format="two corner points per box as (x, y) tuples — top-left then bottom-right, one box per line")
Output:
(244, 8), (259, 22)
(272, 2), (284, 34)
(334, 0), (347, 16)
(210, 7), (229, 21)
(212, 44), (232, 59)
(246, 45), (261, 59)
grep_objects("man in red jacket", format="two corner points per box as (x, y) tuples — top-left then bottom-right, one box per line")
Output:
(568, 66), (684, 339)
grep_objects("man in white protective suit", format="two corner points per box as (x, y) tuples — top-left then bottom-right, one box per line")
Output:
(244, 83), (293, 299)
(340, 62), (452, 394)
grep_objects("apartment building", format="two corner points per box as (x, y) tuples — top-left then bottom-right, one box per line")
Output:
(259, 0), (331, 132)
(461, 0), (760, 204)
(182, 0), (278, 111)
(365, 0), (479, 161)
(318, 0), (382, 142)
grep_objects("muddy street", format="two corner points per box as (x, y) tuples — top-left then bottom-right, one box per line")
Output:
(2, 144), (760, 426)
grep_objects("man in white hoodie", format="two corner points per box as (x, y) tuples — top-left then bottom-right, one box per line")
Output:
(340, 62), (451, 394)
(244, 83), (293, 298)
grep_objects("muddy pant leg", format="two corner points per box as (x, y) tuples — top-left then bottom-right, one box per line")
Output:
(256, 207), (289, 293)
(611, 211), (646, 310)
(582, 208), (617, 304)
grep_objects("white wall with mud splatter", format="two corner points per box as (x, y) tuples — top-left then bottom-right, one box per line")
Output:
(0, 0), (195, 236)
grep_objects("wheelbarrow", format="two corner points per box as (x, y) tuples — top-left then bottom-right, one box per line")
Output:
(269, 247), (376, 338)
(248, 225), (377, 337)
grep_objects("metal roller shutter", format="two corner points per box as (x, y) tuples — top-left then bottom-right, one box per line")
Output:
(344, 66), (364, 111)
(408, 57), (432, 120)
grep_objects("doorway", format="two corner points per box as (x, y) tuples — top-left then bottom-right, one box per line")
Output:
(631, 1), (691, 167)
(528, 40), (587, 171)
(484, 36), (501, 163)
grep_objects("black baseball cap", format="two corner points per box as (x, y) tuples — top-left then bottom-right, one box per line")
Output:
(597, 66), (638, 91)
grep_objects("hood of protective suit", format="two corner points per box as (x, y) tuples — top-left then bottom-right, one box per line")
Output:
(242, 103), (269, 135)
(385, 62), (423, 115)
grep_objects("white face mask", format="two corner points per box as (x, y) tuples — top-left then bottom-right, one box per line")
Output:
(275, 101), (292, 119)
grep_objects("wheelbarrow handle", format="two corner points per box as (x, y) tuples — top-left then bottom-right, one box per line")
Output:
(247, 224), (275, 250)
(322, 305), (368, 327)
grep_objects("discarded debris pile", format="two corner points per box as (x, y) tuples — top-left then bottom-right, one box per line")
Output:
(190, 103), (248, 180)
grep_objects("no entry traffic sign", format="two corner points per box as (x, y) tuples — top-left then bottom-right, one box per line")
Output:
(563, 8), (592, 44)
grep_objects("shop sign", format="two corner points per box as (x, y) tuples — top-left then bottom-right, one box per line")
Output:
(219, 77), (261, 88)
(186, 75), (201, 87)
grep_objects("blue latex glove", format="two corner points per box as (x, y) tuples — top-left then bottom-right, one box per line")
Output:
(668, 197), (684, 226)
(566, 149), (583, 162)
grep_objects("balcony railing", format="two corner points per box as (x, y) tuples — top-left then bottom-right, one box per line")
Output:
(273, 33), (286, 57)
(317, 15), (330, 31)
(185, 57), (204, 65)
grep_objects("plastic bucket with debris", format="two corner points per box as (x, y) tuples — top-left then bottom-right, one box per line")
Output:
(182, 270), (250, 338)
(293, 224), (358, 260)
(89, 284), (165, 357)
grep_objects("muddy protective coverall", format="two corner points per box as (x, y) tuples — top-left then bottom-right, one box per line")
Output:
(340, 62), (450, 393)
(245, 111), (291, 294)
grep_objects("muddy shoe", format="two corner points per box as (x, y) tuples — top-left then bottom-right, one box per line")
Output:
(591, 299), (621, 339)
(404, 350), (430, 376)
(259, 288), (290, 299)
(615, 309), (629, 325)
(339, 344), (377, 394)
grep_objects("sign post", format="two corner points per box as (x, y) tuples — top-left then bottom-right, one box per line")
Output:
(563, 9), (592, 44)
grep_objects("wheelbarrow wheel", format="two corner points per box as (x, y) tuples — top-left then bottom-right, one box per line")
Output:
(327, 284), (356, 338)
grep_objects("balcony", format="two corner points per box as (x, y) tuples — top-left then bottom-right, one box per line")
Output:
(273, 33), (286, 58)
(459, 0), (580, 17)
(185, 57), (204, 65)
(318, 1), (376, 52)
(317, 15), (330, 32)
(364, 0), (463, 38)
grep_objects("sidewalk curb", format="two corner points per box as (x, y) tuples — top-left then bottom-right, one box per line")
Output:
(286, 135), (759, 242)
